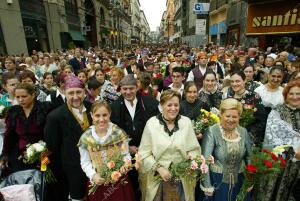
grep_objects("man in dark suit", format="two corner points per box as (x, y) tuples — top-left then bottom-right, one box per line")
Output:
(110, 74), (159, 200)
(69, 48), (86, 75)
(44, 75), (91, 201)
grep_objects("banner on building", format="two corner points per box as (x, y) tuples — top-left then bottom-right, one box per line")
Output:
(194, 3), (210, 14)
(246, 1), (300, 35)
(195, 19), (206, 35)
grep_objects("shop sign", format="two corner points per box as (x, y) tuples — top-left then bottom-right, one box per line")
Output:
(195, 19), (206, 35)
(194, 3), (210, 15)
(247, 2), (300, 35)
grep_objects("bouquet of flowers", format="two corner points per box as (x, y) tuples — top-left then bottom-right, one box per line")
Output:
(193, 109), (220, 134)
(239, 104), (257, 128)
(23, 141), (56, 183)
(89, 153), (136, 195)
(170, 154), (209, 181)
(0, 104), (8, 119)
(152, 72), (163, 86)
(236, 148), (286, 201)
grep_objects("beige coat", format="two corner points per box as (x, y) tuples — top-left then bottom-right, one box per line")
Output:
(138, 115), (201, 201)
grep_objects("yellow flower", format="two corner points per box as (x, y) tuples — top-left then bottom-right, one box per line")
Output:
(211, 114), (220, 123)
(272, 145), (291, 155)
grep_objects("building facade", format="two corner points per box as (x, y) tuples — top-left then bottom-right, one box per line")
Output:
(0, 0), (147, 55)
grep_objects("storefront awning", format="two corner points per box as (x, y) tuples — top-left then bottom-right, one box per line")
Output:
(69, 30), (85, 41)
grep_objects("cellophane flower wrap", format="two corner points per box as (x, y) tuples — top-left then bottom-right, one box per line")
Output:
(193, 109), (220, 134)
(236, 147), (286, 201)
(23, 141), (56, 183)
(89, 152), (141, 195)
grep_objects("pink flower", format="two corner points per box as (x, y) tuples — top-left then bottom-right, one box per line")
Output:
(200, 163), (209, 174)
(111, 171), (122, 182)
(191, 160), (198, 170)
(107, 161), (115, 169)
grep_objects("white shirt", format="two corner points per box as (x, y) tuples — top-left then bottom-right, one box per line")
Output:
(124, 97), (138, 120)
(187, 65), (206, 81)
(168, 83), (184, 97)
(71, 106), (87, 121)
(46, 89), (65, 102)
(255, 85), (284, 108)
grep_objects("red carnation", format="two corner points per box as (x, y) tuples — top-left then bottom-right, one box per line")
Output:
(264, 160), (273, 168)
(246, 164), (257, 173)
(279, 157), (286, 167)
(271, 153), (278, 161)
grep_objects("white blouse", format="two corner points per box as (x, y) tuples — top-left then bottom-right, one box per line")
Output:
(255, 85), (284, 108)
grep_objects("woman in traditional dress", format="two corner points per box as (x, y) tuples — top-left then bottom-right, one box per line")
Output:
(255, 65), (285, 114)
(225, 71), (267, 145)
(254, 78), (300, 201)
(243, 64), (261, 92)
(100, 67), (123, 103)
(1, 83), (51, 172)
(198, 70), (223, 110)
(201, 98), (252, 201)
(264, 78), (300, 149)
(138, 90), (201, 201)
(78, 101), (135, 201)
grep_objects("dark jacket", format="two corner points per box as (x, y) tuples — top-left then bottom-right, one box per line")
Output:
(110, 94), (159, 147)
(69, 57), (86, 74)
(48, 90), (65, 109)
(44, 102), (92, 169)
(3, 101), (52, 172)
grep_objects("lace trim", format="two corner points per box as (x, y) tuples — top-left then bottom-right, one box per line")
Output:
(200, 184), (214, 193)
(157, 113), (181, 136)
(219, 126), (241, 143)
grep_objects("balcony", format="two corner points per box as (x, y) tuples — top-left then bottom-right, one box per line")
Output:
(210, 0), (228, 11)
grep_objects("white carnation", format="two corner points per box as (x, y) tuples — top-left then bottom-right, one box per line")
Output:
(26, 147), (34, 158)
(0, 105), (5, 114)
(32, 142), (45, 152)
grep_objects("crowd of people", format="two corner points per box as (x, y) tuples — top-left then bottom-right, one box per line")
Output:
(0, 43), (299, 201)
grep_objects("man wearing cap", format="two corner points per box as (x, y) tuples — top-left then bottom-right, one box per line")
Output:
(44, 75), (92, 201)
(187, 51), (208, 90)
(110, 74), (159, 200)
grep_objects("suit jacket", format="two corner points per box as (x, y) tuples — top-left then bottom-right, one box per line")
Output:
(44, 102), (92, 170)
(110, 94), (159, 147)
(69, 57), (86, 74)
